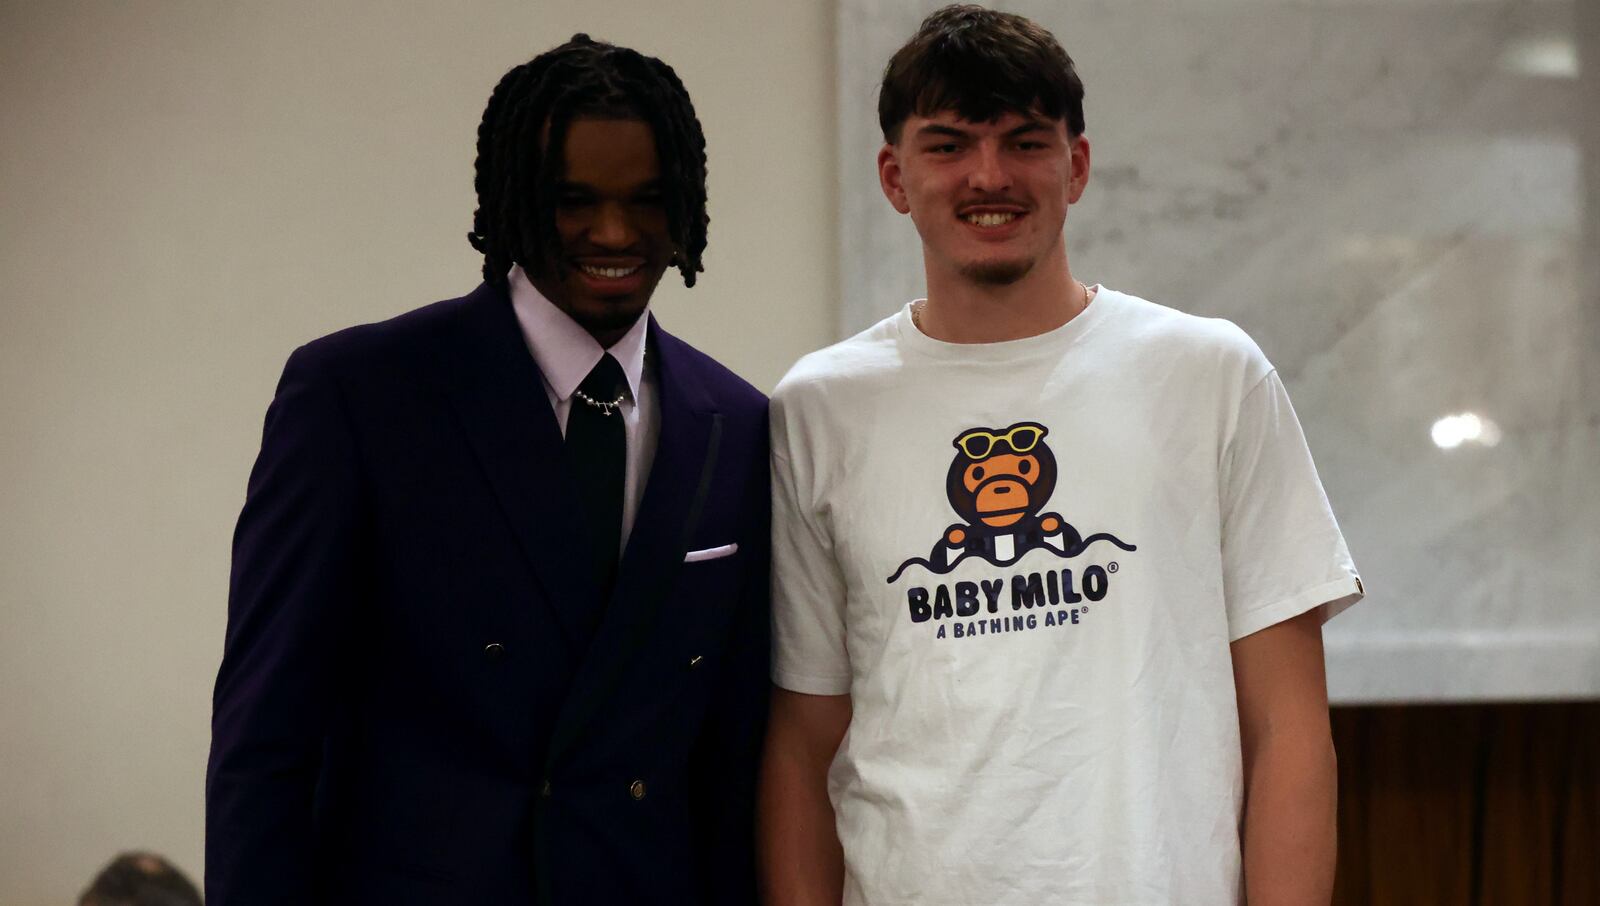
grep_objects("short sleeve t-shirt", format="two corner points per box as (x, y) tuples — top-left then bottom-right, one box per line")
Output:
(769, 288), (1363, 906)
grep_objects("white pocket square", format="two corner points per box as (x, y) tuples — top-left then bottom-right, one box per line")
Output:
(684, 543), (738, 563)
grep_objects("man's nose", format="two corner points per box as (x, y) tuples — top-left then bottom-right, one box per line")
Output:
(588, 202), (636, 249)
(967, 143), (1012, 193)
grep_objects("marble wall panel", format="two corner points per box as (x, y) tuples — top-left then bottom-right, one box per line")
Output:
(837, 0), (1600, 702)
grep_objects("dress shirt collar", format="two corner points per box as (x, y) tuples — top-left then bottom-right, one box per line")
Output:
(507, 264), (649, 404)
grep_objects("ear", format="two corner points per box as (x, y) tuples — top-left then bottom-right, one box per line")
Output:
(1067, 134), (1091, 204)
(878, 143), (911, 215)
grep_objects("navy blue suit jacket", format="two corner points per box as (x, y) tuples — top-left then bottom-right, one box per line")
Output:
(206, 283), (770, 905)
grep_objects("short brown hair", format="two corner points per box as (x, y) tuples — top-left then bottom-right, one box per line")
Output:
(878, 5), (1085, 144)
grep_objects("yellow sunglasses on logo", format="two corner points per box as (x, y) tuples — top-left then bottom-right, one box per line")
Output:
(953, 422), (1048, 459)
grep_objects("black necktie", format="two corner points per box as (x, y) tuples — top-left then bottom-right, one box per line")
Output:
(567, 353), (628, 600)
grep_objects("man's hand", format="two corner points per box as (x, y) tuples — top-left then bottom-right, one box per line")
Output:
(758, 687), (851, 906)
(1232, 608), (1338, 905)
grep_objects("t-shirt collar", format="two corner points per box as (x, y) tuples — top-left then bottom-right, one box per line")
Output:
(895, 284), (1114, 363)
(507, 264), (649, 404)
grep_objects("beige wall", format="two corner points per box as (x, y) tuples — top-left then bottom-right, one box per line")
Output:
(0, 2), (835, 901)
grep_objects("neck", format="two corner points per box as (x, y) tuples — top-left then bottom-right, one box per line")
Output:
(588, 325), (628, 349)
(918, 243), (1086, 344)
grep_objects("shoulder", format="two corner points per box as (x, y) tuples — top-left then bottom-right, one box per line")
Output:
(770, 313), (902, 414)
(1102, 288), (1264, 357)
(652, 328), (770, 494)
(652, 325), (767, 418)
(287, 286), (486, 380)
(1098, 287), (1274, 386)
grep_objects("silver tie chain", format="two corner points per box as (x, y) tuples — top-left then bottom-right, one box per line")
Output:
(574, 388), (626, 416)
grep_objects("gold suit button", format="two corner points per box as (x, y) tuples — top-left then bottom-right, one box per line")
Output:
(629, 780), (646, 800)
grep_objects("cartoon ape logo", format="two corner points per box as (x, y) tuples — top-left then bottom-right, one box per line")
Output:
(945, 421), (1058, 535)
(887, 421), (1136, 582)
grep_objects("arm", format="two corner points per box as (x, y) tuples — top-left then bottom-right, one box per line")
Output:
(206, 346), (363, 904)
(1232, 609), (1338, 906)
(758, 687), (851, 906)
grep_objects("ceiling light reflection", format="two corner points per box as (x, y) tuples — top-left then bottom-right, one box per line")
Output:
(1500, 37), (1579, 79)
(1431, 412), (1503, 450)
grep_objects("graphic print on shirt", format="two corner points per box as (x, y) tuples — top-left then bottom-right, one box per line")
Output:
(887, 421), (1138, 640)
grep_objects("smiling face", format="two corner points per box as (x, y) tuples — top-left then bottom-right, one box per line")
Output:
(962, 452), (1044, 527)
(878, 109), (1089, 288)
(526, 117), (673, 346)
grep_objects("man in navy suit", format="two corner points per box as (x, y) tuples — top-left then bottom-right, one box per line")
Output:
(206, 36), (769, 905)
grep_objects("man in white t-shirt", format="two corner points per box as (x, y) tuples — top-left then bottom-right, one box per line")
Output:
(758, 6), (1364, 905)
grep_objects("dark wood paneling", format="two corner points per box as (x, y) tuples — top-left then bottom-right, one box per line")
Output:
(1331, 703), (1599, 906)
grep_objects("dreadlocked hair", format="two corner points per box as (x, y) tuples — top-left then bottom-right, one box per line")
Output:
(467, 34), (710, 290)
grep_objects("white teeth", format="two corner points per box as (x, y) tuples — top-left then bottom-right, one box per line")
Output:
(964, 212), (1017, 227)
(580, 264), (640, 279)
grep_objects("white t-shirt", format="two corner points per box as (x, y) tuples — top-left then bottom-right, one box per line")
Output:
(769, 287), (1363, 906)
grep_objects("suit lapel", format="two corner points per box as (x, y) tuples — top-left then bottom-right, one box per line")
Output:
(545, 317), (723, 767)
(438, 283), (596, 650)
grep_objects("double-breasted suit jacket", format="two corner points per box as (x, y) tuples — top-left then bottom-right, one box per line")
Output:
(206, 282), (770, 905)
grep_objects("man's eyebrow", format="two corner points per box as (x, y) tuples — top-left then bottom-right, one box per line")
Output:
(913, 120), (1055, 141)
(914, 123), (971, 141)
(1005, 120), (1055, 138)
